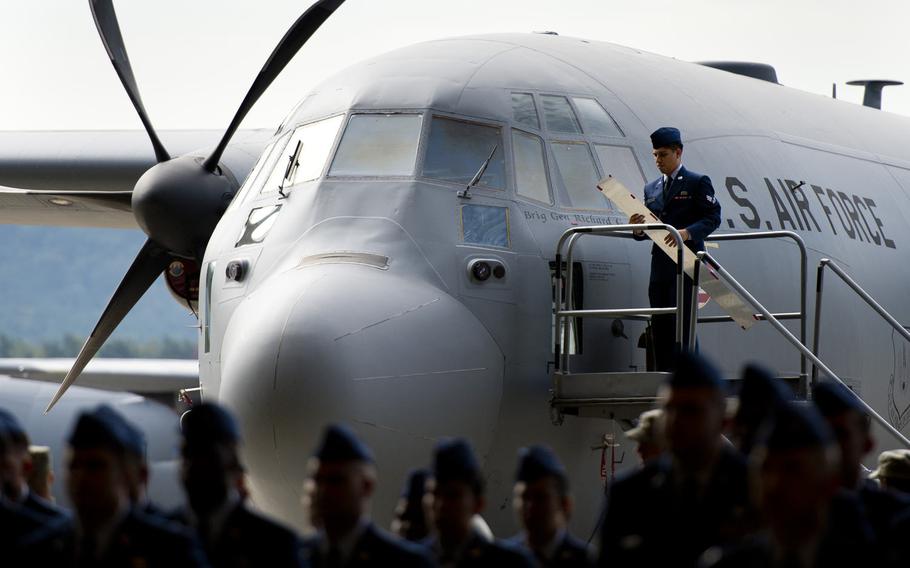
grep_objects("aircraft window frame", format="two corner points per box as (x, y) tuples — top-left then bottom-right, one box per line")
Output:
(252, 114), (345, 195)
(550, 140), (613, 211)
(591, 144), (647, 200)
(572, 97), (625, 138)
(328, 112), (424, 178)
(460, 204), (511, 248)
(540, 95), (583, 135)
(511, 92), (541, 130)
(528, 92), (630, 210)
(419, 114), (508, 192)
(228, 132), (292, 210)
(235, 204), (283, 248)
(275, 94), (314, 136)
(511, 128), (553, 205)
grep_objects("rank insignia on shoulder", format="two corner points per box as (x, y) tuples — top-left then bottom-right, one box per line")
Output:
(706, 195), (716, 203)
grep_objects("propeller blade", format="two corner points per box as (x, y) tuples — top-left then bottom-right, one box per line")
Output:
(89, 0), (170, 163)
(45, 239), (172, 412)
(203, 0), (345, 173)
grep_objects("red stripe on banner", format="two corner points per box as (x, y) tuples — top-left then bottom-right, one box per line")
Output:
(697, 288), (711, 309)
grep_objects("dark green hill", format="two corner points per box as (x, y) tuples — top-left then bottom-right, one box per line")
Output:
(0, 225), (197, 355)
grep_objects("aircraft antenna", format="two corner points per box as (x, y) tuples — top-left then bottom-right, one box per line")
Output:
(846, 80), (904, 110)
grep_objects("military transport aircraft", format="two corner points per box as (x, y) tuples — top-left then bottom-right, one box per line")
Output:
(2, 0), (910, 536)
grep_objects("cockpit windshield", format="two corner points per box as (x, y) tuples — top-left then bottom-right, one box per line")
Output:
(329, 114), (423, 177)
(422, 117), (505, 189)
(237, 111), (512, 207)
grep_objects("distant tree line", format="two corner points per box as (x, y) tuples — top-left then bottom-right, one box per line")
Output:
(0, 334), (197, 359)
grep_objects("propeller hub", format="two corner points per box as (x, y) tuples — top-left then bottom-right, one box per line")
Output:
(131, 155), (237, 258)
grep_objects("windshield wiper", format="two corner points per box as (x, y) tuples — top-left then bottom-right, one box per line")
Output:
(458, 143), (499, 199)
(278, 140), (303, 198)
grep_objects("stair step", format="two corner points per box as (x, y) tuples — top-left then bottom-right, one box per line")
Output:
(552, 371), (668, 401)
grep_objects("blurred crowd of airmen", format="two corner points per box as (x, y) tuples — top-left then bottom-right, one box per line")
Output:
(0, 401), (577, 567)
(3, 351), (910, 567)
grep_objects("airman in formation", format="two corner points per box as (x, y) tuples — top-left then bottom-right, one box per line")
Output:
(4, 349), (910, 567)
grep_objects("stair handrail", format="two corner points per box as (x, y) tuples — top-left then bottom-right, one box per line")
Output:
(705, 231), (808, 378)
(554, 224), (687, 373)
(698, 251), (910, 449)
(812, 258), (910, 384)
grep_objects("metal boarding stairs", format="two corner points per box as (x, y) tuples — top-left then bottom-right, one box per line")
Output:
(549, 225), (910, 449)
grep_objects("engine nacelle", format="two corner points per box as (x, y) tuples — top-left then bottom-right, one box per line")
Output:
(164, 258), (200, 313)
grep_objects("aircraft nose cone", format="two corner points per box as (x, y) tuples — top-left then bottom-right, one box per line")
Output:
(216, 265), (504, 529)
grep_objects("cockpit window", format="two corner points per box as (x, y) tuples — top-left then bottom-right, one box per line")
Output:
(512, 130), (551, 204)
(461, 204), (510, 248)
(422, 117), (505, 190)
(573, 98), (624, 137)
(228, 136), (284, 208)
(329, 114), (423, 177)
(262, 114), (344, 193)
(552, 142), (610, 210)
(594, 145), (644, 202)
(236, 204), (282, 247)
(511, 93), (540, 130)
(541, 95), (582, 134)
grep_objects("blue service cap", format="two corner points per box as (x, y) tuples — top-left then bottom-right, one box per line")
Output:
(313, 423), (374, 463)
(650, 127), (682, 149)
(181, 403), (241, 448)
(401, 468), (429, 501)
(0, 408), (28, 447)
(515, 445), (568, 485)
(736, 363), (793, 421)
(813, 380), (865, 417)
(667, 351), (724, 390)
(761, 401), (834, 451)
(69, 405), (145, 457)
(432, 438), (482, 486)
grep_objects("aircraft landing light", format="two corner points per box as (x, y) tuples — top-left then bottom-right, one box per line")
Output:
(48, 197), (73, 206)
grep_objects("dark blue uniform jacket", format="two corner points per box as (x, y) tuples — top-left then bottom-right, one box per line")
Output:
(638, 166), (721, 280)
(424, 531), (533, 568)
(20, 491), (70, 524)
(506, 531), (593, 568)
(599, 446), (754, 568)
(170, 503), (304, 568)
(303, 522), (434, 568)
(21, 506), (208, 568)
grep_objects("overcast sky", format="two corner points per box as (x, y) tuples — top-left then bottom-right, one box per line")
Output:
(0, 0), (907, 133)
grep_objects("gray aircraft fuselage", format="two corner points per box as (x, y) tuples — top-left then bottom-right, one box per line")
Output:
(198, 33), (910, 535)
